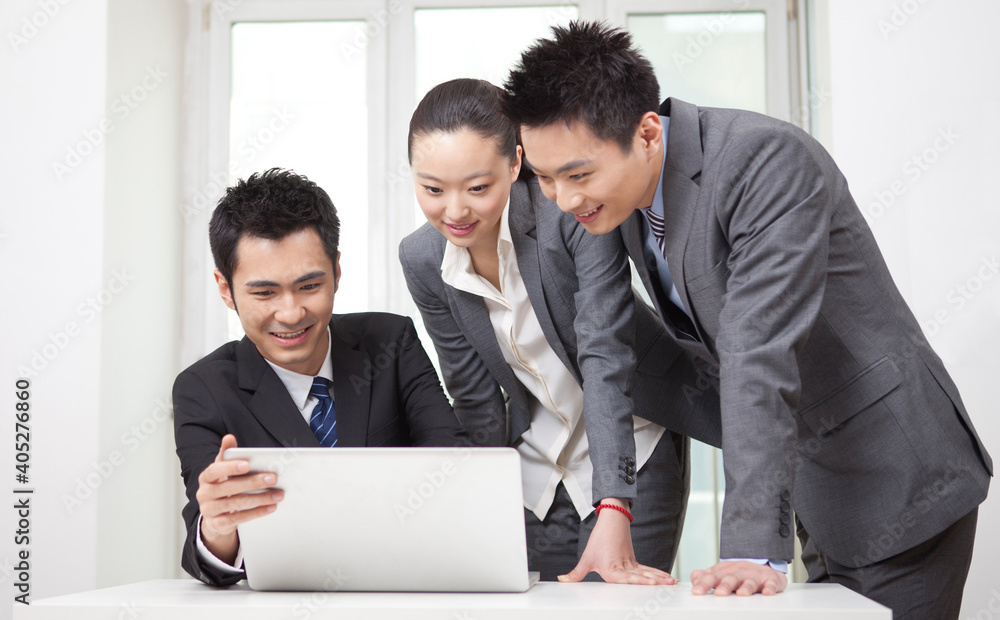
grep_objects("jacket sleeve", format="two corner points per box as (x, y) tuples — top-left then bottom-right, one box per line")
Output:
(712, 124), (833, 561)
(560, 217), (641, 505)
(172, 369), (246, 586)
(399, 236), (509, 447)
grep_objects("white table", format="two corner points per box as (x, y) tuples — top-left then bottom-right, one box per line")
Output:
(15, 579), (891, 619)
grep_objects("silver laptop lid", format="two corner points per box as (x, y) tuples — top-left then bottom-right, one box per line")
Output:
(223, 447), (535, 592)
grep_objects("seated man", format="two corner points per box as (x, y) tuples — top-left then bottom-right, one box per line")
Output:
(173, 168), (467, 586)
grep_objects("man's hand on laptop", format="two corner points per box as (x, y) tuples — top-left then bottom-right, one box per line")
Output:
(557, 497), (676, 585)
(197, 434), (284, 565)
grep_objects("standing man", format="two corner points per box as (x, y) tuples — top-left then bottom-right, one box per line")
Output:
(173, 168), (466, 586)
(503, 21), (991, 619)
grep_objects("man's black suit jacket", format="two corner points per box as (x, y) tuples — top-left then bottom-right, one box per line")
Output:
(173, 312), (467, 586)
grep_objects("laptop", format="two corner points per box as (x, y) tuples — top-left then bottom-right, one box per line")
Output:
(223, 446), (540, 592)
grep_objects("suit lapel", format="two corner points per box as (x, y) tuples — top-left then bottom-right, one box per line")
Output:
(507, 185), (578, 382)
(328, 317), (370, 447)
(660, 97), (704, 325)
(237, 338), (320, 448)
(446, 281), (532, 442)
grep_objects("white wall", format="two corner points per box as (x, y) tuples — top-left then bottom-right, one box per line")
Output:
(815, 1), (1000, 617)
(0, 0), (109, 609)
(96, 0), (185, 587)
(0, 0), (184, 615)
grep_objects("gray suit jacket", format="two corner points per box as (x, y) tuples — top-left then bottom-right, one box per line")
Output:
(621, 97), (992, 566)
(400, 178), (714, 503)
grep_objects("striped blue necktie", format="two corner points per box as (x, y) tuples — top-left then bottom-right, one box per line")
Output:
(309, 377), (337, 447)
(641, 207), (701, 341)
(643, 208), (668, 255)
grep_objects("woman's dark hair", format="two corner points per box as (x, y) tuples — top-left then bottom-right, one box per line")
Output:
(408, 78), (520, 166)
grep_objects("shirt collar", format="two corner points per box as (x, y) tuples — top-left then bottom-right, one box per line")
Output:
(264, 325), (334, 409)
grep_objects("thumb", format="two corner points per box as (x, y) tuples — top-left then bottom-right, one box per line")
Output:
(215, 434), (238, 462)
(558, 561), (591, 583)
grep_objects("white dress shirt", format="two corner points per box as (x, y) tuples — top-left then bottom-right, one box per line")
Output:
(196, 328), (335, 573)
(441, 204), (664, 521)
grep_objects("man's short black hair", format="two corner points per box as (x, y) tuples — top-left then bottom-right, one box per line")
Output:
(503, 21), (660, 153)
(209, 168), (340, 286)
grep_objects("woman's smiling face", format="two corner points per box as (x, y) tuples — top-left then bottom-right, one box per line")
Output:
(411, 128), (521, 251)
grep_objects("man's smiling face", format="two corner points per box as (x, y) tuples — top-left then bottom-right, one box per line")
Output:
(520, 114), (663, 235)
(216, 227), (339, 376)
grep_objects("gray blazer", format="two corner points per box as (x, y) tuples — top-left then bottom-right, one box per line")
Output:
(622, 97), (992, 566)
(400, 178), (713, 503)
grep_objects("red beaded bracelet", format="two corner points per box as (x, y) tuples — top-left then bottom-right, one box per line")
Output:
(595, 503), (634, 523)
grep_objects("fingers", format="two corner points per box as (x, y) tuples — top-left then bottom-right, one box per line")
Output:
(636, 565), (677, 585)
(201, 485), (284, 520)
(735, 578), (758, 596)
(713, 575), (741, 596)
(761, 572), (788, 596)
(690, 562), (787, 596)
(196, 435), (282, 539)
(202, 501), (280, 539)
(690, 568), (719, 595)
(215, 433), (239, 461)
(557, 564), (590, 583)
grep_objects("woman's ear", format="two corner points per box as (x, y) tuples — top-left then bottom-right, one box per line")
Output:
(510, 144), (523, 182)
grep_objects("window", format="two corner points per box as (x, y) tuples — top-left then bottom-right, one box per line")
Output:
(182, 0), (803, 578)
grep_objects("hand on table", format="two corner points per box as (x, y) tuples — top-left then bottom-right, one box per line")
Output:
(690, 560), (787, 596)
(558, 498), (676, 585)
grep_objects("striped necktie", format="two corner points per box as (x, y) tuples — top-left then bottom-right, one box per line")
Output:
(642, 208), (668, 255)
(640, 207), (700, 341)
(309, 377), (337, 447)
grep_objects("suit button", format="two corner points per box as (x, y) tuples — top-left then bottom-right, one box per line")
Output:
(780, 500), (790, 512)
(625, 475), (635, 485)
(779, 524), (790, 537)
(780, 513), (790, 525)
(625, 466), (635, 475)
(625, 457), (636, 467)
(781, 490), (790, 501)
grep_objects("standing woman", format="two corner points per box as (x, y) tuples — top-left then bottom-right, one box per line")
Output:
(400, 79), (697, 583)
